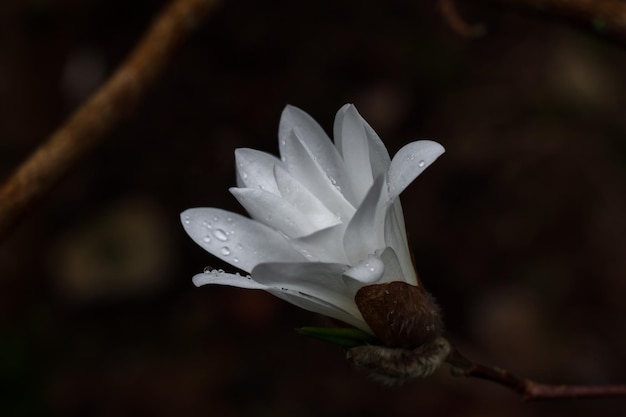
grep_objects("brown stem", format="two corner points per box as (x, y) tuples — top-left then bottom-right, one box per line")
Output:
(446, 346), (626, 401)
(439, 0), (486, 38)
(0, 0), (220, 240)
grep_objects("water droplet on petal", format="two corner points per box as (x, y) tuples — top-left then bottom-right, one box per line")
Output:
(203, 266), (212, 273)
(242, 171), (248, 179)
(183, 216), (190, 224)
(227, 217), (233, 223)
(406, 154), (415, 161)
(236, 243), (243, 250)
(213, 229), (228, 241)
(220, 246), (231, 256)
(233, 257), (239, 263)
(213, 216), (219, 222)
(344, 256), (385, 283)
(202, 235), (211, 243)
(418, 160), (425, 168)
(327, 175), (341, 192)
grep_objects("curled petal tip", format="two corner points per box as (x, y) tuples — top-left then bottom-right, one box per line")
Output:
(387, 140), (445, 202)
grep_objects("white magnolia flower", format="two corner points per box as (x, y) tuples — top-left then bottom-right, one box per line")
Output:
(181, 104), (444, 334)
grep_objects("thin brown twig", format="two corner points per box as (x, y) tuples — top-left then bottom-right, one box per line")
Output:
(0, 0), (220, 240)
(446, 346), (626, 401)
(439, 0), (486, 38)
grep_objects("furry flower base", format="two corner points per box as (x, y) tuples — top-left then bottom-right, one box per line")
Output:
(346, 337), (451, 385)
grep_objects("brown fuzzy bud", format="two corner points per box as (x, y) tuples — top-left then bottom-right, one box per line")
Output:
(354, 281), (443, 348)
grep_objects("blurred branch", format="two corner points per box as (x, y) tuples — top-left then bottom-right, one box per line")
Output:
(0, 0), (220, 240)
(480, 0), (626, 41)
(439, 0), (486, 38)
(447, 346), (626, 400)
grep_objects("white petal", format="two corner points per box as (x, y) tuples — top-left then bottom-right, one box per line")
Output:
(234, 148), (282, 195)
(343, 175), (388, 264)
(363, 119), (392, 179)
(281, 130), (356, 220)
(376, 246), (416, 285)
(278, 105), (333, 154)
(192, 267), (370, 332)
(252, 262), (350, 302)
(274, 165), (341, 231)
(384, 199), (417, 285)
(229, 187), (317, 238)
(252, 261), (369, 331)
(334, 104), (374, 204)
(192, 270), (266, 289)
(268, 287), (370, 332)
(334, 104), (391, 183)
(278, 106), (350, 197)
(181, 208), (305, 273)
(387, 140), (445, 202)
(333, 104), (349, 154)
(291, 224), (349, 264)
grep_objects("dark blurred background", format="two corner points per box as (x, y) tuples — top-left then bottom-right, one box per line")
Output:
(2, 0), (626, 415)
